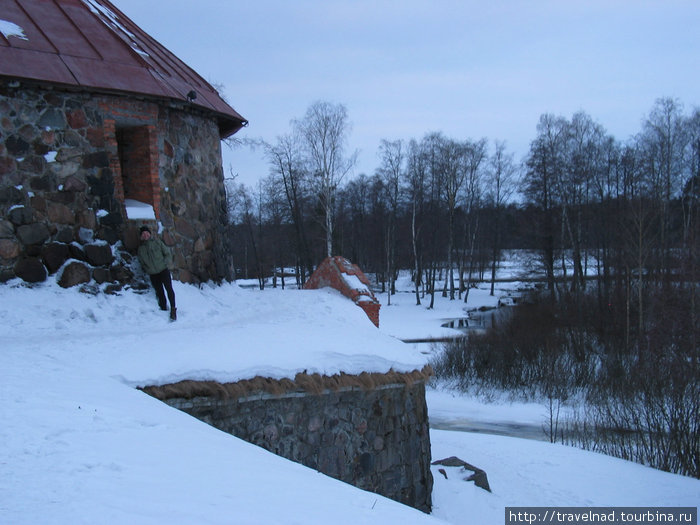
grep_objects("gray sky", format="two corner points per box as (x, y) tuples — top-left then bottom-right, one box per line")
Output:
(113, 0), (700, 187)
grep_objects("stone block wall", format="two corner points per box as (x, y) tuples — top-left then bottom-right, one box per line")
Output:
(0, 80), (233, 285)
(160, 380), (433, 512)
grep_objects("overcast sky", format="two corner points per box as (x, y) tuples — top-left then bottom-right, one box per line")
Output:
(113, 0), (700, 187)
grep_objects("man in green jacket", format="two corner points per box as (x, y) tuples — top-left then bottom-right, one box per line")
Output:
(137, 225), (177, 321)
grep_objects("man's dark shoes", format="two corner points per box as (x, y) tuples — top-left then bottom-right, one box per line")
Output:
(170, 307), (177, 321)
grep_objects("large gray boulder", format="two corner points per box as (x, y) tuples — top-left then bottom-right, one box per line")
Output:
(84, 243), (113, 267)
(41, 243), (70, 274)
(432, 456), (491, 492)
(58, 261), (91, 288)
(14, 257), (47, 283)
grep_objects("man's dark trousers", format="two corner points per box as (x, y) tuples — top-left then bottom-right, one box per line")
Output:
(149, 268), (176, 311)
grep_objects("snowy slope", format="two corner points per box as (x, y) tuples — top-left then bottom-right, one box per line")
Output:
(430, 430), (699, 523)
(1, 278), (698, 524)
(0, 281), (442, 525)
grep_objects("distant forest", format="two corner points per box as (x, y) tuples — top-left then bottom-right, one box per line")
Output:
(226, 97), (698, 303)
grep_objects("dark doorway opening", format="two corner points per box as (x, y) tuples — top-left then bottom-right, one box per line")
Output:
(116, 126), (155, 208)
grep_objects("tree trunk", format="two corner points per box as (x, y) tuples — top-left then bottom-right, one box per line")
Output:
(412, 201), (421, 306)
(463, 213), (480, 304)
(386, 222), (392, 306)
(325, 199), (333, 258)
(490, 253), (497, 296)
(429, 263), (436, 309)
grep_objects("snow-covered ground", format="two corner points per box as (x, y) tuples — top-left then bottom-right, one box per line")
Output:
(1, 272), (697, 524)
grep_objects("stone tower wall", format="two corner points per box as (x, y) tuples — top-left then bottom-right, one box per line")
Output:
(0, 80), (232, 286)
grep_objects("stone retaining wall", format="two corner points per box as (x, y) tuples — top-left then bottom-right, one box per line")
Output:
(157, 380), (433, 512)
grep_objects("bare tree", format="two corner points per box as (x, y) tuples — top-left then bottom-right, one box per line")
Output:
(459, 138), (487, 303)
(420, 132), (450, 309)
(336, 174), (372, 267)
(556, 112), (610, 297)
(295, 101), (357, 258)
(261, 174), (287, 288)
(523, 114), (568, 300)
(404, 139), (428, 305)
(227, 182), (264, 288)
(485, 140), (518, 296)
(638, 97), (689, 286)
(264, 133), (314, 284)
(683, 109), (700, 359)
(438, 137), (462, 300)
(377, 139), (405, 305)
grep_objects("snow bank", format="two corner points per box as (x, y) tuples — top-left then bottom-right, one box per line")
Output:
(1, 277), (697, 524)
(0, 280), (440, 524)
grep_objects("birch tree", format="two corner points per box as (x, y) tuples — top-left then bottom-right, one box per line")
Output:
(404, 139), (427, 305)
(295, 101), (356, 258)
(377, 139), (404, 304)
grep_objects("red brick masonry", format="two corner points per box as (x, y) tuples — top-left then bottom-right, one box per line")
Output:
(304, 256), (381, 327)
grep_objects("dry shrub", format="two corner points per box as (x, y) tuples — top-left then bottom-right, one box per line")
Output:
(140, 365), (434, 401)
(293, 372), (324, 394)
(357, 372), (376, 390)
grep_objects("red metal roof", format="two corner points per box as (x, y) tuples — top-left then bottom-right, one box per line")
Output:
(0, 0), (247, 137)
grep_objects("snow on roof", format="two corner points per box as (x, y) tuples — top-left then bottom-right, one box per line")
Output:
(81, 0), (150, 58)
(0, 19), (27, 40)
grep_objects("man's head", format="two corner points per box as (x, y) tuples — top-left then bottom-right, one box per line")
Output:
(139, 225), (151, 241)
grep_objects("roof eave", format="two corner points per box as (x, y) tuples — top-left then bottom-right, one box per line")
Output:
(218, 116), (249, 139)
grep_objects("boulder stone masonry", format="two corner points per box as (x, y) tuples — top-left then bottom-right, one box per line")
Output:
(1, 80), (232, 286)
